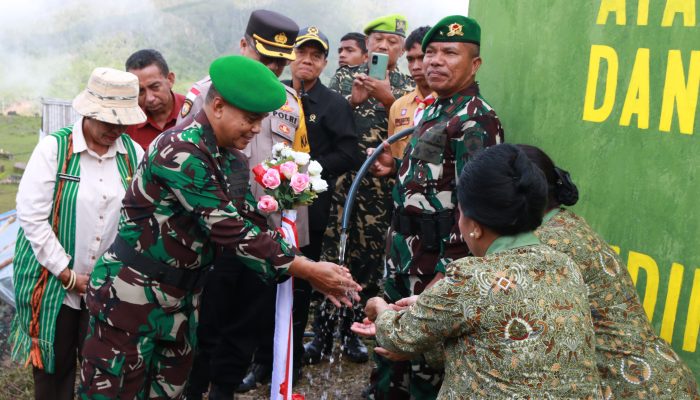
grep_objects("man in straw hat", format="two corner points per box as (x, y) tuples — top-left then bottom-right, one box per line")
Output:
(77, 55), (360, 400)
(360, 15), (504, 399)
(11, 67), (145, 400)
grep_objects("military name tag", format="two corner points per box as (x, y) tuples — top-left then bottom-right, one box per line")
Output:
(57, 173), (80, 182)
(411, 122), (448, 164)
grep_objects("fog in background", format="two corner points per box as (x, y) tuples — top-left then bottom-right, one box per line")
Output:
(0, 0), (469, 113)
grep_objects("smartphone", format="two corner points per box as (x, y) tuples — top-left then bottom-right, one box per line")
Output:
(368, 52), (389, 80)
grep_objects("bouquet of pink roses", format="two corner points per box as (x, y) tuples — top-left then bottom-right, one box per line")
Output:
(252, 143), (328, 214)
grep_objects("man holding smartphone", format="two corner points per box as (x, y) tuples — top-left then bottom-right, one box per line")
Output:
(312, 14), (414, 365)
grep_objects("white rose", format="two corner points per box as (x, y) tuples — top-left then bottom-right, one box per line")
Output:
(272, 142), (286, 156)
(272, 142), (286, 154)
(310, 177), (328, 193)
(293, 151), (311, 166)
(281, 147), (294, 158)
(307, 160), (323, 177)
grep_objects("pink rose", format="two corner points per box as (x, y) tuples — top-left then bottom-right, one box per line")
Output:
(261, 168), (281, 189)
(290, 172), (310, 194)
(257, 195), (279, 213)
(279, 161), (298, 179)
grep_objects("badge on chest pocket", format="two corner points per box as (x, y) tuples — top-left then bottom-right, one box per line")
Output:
(270, 115), (296, 142)
(411, 122), (448, 165)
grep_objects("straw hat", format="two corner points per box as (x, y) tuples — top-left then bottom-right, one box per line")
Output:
(72, 67), (146, 125)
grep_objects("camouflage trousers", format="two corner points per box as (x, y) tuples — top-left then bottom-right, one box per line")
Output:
(368, 273), (443, 400)
(78, 259), (201, 399)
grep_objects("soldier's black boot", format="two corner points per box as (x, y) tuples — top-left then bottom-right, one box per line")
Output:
(341, 315), (369, 363)
(235, 363), (272, 393)
(303, 305), (335, 364)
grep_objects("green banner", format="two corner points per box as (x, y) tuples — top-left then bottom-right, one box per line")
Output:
(469, 0), (699, 380)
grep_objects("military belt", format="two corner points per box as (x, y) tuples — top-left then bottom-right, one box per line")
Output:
(110, 236), (210, 292)
(392, 208), (454, 251)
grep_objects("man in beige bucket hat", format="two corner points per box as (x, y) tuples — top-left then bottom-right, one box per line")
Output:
(11, 67), (145, 400)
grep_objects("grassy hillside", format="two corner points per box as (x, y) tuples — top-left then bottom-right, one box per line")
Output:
(0, 115), (40, 212)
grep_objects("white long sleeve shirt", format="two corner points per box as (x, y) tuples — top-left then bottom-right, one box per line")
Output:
(16, 117), (144, 309)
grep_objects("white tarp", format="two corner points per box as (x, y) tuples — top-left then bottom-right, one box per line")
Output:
(0, 210), (18, 308)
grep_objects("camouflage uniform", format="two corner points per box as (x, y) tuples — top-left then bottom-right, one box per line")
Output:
(78, 111), (296, 400)
(375, 235), (603, 399)
(322, 63), (413, 302)
(371, 82), (504, 400)
(179, 77), (309, 395)
(536, 208), (700, 399)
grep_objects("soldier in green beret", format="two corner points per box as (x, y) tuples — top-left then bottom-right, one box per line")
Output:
(314, 13), (415, 366)
(361, 15), (505, 399)
(179, 10), (318, 399)
(77, 55), (360, 400)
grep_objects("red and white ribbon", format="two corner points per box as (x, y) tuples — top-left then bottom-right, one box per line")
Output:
(271, 209), (298, 400)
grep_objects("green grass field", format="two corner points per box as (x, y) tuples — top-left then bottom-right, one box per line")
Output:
(0, 115), (41, 213)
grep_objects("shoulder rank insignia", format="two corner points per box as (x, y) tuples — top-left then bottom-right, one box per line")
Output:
(275, 32), (288, 44)
(180, 99), (192, 117)
(279, 100), (294, 113)
(447, 23), (464, 37)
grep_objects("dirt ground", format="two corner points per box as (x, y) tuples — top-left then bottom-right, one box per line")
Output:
(0, 300), (374, 400)
(237, 344), (374, 400)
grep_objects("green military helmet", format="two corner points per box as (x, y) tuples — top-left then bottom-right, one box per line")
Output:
(363, 13), (408, 37)
(209, 55), (286, 113)
(422, 15), (481, 51)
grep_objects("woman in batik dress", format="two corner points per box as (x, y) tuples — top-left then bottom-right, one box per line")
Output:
(355, 144), (602, 399)
(520, 144), (699, 400)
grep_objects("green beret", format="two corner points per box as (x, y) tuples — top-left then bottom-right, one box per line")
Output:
(209, 55), (286, 113)
(422, 15), (481, 52)
(363, 14), (408, 37)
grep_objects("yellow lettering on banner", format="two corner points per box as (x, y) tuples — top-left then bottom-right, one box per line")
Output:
(597, 0), (627, 25)
(637, 0), (650, 25)
(583, 45), (619, 122)
(661, 0), (696, 27)
(610, 245), (621, 255)
(682, 268), (700, 352)
(620, 48), (650, 129)
(627, 251), (659, 321)
(659, 50), (700, 134)
(660, 263), (684, 343)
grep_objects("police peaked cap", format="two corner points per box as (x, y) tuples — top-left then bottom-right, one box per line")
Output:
(246, 10), (299, 61)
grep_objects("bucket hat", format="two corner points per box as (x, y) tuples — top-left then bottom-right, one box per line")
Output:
(72, 67), (146, 125)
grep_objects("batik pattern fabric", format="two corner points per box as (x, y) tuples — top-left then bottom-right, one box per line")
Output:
(375, 237), (603, 400)
(536, 208), (700, 399)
